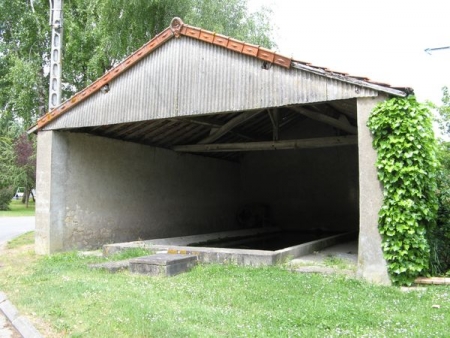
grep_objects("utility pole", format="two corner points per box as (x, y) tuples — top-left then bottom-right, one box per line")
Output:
(424, 46), (450, 55)
(49, 0), (63, 110)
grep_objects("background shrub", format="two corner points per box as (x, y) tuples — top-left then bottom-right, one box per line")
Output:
(0, 187), (14, 210)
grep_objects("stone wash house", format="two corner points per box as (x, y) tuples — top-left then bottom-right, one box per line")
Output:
(30, 18), (413, 284)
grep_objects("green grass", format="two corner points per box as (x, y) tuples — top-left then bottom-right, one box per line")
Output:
(0, 235), (449, 337)
(0, 199), (35, 217)
(6, 231), (35, 249)
(323, 255), (355, 271)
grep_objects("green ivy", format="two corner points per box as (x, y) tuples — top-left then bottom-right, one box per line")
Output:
(367, 96), (439, 285)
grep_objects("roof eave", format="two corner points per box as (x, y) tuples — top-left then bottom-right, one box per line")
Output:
(291, 61), (412, 98)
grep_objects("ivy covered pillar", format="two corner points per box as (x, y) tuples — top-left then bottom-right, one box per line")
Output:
(357, 95), (391, 285)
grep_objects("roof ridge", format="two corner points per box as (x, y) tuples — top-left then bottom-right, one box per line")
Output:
(176, 18), (291, 68)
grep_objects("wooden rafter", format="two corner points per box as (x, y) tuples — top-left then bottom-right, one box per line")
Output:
(173, 135), (357, 152)
(171, 117), (257, 141)
(327, 102), (357, 120)
(290, 106), (357, 134)
(268, 109), (279, 141)
(197, 109), (265, 144)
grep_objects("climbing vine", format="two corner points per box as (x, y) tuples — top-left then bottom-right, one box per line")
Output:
(368, 96), (439, 285)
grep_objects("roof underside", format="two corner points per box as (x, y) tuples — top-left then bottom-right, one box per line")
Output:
(65, 98), (358, 161)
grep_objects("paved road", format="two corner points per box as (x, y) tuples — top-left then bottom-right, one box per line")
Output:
(0, 217), (35, 246)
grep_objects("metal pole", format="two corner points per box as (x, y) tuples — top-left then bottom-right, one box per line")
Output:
(49, 0), (63, 110)
(424, 46), (450, 55)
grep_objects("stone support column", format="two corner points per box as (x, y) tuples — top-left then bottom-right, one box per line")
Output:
(357, 95), (391, 285)
(35, 130), (67, 254)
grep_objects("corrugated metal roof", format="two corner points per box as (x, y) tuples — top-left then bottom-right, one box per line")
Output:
(30, 17), (412, 133)
(41, 37), (379, 131)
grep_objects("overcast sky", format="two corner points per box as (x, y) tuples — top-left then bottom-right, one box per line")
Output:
(249, 0), (450, 105)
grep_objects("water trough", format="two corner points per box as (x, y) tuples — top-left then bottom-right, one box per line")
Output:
(103, 228), (357, 266)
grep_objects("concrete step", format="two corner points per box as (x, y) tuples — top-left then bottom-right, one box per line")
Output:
(88, 259), (131, 273)
(129, 253), (198, 277)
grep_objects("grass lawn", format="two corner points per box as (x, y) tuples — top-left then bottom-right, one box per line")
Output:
(0, 199), (35, 217)
(0, 233), (449, 337)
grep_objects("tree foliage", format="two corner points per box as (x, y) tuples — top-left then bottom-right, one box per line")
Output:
(368, 96), (439, 285)
(0, 0), (49, 126)
(429, 86), (450, 275)
(13, 133), (36, 207)
(0, 113), (21, 210)
(436, 86), (450, 135)
(1, 0), (275, 125)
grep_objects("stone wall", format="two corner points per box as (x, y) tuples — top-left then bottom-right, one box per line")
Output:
(36, 131), (240, 252)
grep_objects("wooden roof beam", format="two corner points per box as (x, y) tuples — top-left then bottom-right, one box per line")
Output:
(327, 102), (357, 120)
(173, 135), (357, 152)
(289, 106), (357, 135)
(197, 109), (265, 144)
(268, 109), (280, 141)
(171, 117), (258, 141)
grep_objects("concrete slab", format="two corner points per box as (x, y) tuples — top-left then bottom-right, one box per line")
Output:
(88, 260), (130, 273)
(288, 240), (358, 277)
(129, 254), (197, 277)
(103, 228), (279, 256)
(103, 230), (356, 267)
(292, 240), (358, 265)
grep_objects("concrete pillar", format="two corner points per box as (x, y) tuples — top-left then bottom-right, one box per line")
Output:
(357, 95), (391, 285)
(35, 130), (67, 254)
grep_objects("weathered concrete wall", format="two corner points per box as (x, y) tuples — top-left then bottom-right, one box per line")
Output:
(356, 95), (391, 285)
(240, 118), (359, 232)
(36, 131), (240, 252)
(35, 131), (68, 254)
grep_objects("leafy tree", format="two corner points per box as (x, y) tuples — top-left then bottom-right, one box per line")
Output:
(436, 86), (450, 135)
(0, 0), (49, 126)
(429, 87), (450, 275)
(0, 114), (22, 210)
(13, 133), (36, 207)
(0, 113), (36, 209)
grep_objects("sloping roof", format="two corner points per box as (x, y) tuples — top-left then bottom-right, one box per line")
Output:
(30, 17), (412, 133)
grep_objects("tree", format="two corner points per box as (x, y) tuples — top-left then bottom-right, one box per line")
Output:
(429, 86), (450, 275)
(436, 86), (450, 135)
(0, 0), (275, 125)
(0, 117), (36, 210)
(13, 133), (36, 207)
(0, 0), (49, 126)
(0, 114), (21, 210)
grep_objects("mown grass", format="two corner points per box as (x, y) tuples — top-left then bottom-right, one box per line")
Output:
(6, 230), (35, 249)
(0, 199), (35, 217)
(0, 234), (449, 337)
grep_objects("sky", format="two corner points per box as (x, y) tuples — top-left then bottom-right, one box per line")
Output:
(248, 0), (450, 105)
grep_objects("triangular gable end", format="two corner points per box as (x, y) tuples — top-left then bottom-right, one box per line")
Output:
(30, 17), (411, 132)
